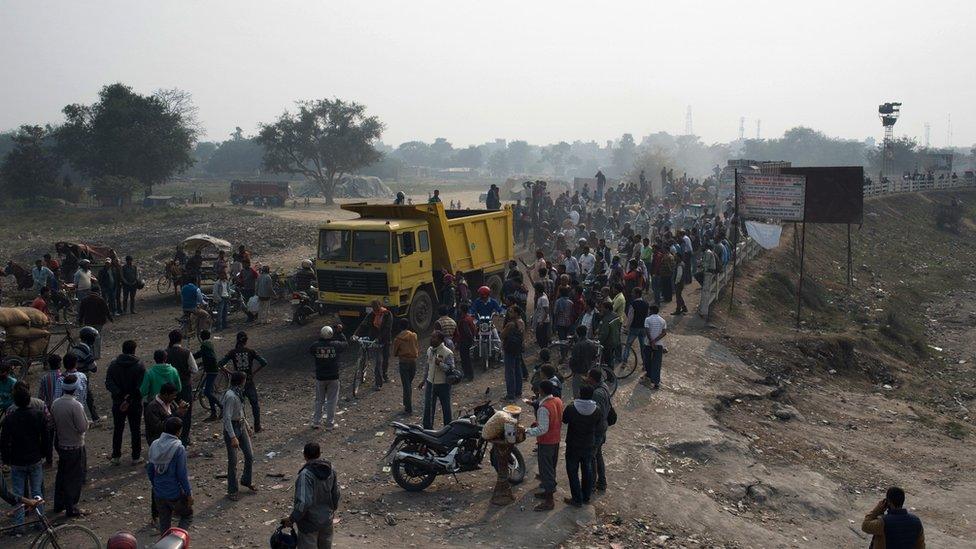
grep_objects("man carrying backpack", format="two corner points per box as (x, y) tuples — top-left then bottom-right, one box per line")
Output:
(281, 442), (340, 549)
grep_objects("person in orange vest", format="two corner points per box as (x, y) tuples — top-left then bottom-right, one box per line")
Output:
(525, 380), (563, 511)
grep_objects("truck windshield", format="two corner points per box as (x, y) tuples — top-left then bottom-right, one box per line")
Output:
(319, 229), (351, 261)
(352, 231), (391, 263)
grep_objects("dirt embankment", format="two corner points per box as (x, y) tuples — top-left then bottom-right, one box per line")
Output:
(564, 192), (976, 547)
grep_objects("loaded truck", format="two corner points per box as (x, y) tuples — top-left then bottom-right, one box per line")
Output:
(314, 202), (514, 332)
(230, 180), (290, 206)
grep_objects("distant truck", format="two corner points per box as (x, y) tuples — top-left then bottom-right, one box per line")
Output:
(315, 202), (514, 332)
(230, 180), (290, 206)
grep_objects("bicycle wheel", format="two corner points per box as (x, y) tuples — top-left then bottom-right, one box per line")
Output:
(602, 366), (619, 396)
(614, 340), (639, 379)
(352, 356), (368, 398)
(32, 523), (101, 549)
(156, 275), (171, 295)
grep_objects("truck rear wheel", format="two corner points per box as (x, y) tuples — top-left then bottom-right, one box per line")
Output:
(409, 289), (434, 333)
(485, 274), (503, 300)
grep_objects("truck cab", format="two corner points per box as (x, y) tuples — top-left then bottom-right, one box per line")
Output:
(315, 203), (513, 332)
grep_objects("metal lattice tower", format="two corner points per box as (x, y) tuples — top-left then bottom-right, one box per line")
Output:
(685, 106), (693, 135)
(947, 114), (952, 147)
(756, 119), (761, 139)
(738, 117), (745, 140)
(878, 102), (902, 182)
(924, 123), (930, 148)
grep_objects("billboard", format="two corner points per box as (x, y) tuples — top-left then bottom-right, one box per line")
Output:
(737, 174), (806, 221)
(781, 166), (864, 224)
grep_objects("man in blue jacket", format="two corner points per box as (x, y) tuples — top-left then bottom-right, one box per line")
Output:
(146, 417), (192, 533)
(180, 277), (211, 334)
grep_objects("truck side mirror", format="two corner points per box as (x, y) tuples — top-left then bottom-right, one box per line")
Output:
(401, 233), (415, 256)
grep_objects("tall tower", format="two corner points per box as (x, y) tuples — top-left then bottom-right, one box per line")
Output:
(738, 117), (745, 140)
(756, 119), (761, 140)
(685, 106), (693, 136)
(878, 102), (902, 183)
(924, 123), (930, 148)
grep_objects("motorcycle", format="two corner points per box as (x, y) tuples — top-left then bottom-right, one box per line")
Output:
(291, 285), (323, 325)
(470, 313), (501, 371)
(384, 389), (526, 492)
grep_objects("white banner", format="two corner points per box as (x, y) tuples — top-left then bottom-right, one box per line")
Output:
(745, 221), (784, 249)
(738, 174), (806, 221)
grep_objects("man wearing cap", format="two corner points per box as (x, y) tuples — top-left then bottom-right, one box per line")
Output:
(51, 374), (90, 517)
(308, 324), (348, 429)
(73, 259), (94, 301)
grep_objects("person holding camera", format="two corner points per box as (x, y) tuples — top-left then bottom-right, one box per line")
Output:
(861, 486), (925, 548)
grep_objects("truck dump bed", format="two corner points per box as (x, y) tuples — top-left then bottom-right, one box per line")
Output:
(340, 203), (513, 274)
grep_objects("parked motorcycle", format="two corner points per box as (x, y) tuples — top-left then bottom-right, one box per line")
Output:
(384, 389), (526, 492)
(291, 286), (324, 325)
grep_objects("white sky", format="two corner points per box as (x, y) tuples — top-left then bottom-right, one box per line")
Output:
(1, 0), (974, 147)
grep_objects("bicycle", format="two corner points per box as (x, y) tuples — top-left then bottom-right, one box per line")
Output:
(548, 337), (618, 396)
(0, 500), (100, 549)
(350, 337), (382, 399)
(194, 369), (230, 410)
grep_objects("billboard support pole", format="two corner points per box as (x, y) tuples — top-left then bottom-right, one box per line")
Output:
(729, 169), (739, 313)
(796, 221), (807, 330)
(846, 223), (853, 288)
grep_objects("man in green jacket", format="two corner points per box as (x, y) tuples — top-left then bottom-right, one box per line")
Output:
(140, 350), (182, 402)
(594, 301), (621, 367)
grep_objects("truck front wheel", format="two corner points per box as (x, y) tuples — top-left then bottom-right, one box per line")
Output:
(408, 290), (434, 333)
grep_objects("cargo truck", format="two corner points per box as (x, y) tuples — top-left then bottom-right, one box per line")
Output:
(229, 180), (290, 206)
(315, 202), (514, 332)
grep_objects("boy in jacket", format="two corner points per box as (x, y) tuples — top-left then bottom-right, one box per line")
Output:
(282, 442), (340, 549)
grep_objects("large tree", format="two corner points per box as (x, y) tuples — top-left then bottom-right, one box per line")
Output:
(55, 83), (197, 195)
(0, 125), (62, 205)
(206, 128), (264, 176)
(258, 98), (384, 204)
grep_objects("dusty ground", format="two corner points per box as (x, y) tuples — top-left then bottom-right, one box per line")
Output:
(2, 187), (975, 548)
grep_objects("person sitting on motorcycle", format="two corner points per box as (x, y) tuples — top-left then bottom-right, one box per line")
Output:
(293, 259), (316, 293)
(470, 286), (504, 353)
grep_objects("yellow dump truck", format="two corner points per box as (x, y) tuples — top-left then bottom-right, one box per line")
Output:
(315, 202), (513, 332)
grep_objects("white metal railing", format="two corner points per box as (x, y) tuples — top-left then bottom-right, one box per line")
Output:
(864, 176), (975, 197)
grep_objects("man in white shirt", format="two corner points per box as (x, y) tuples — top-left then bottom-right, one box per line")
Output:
(578, 247), (596, 276)
(563, 250), (580, 282)
(642, 305), (668, 389)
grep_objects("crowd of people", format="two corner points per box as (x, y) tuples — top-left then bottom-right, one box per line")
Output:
(0, 176), (931, 548)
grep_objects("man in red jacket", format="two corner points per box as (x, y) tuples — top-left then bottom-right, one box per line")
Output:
(525, 380), (563, 511)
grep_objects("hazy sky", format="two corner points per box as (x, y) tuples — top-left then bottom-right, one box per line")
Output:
(2, 0), (974, 148)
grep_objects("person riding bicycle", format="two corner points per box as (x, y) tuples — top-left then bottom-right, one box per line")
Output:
(293, 259), (316, 293)
(180, 277), (211, 334)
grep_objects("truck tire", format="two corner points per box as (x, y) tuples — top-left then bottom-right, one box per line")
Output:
(485, 274), (503, 300)
(408, 289), (434, 333)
